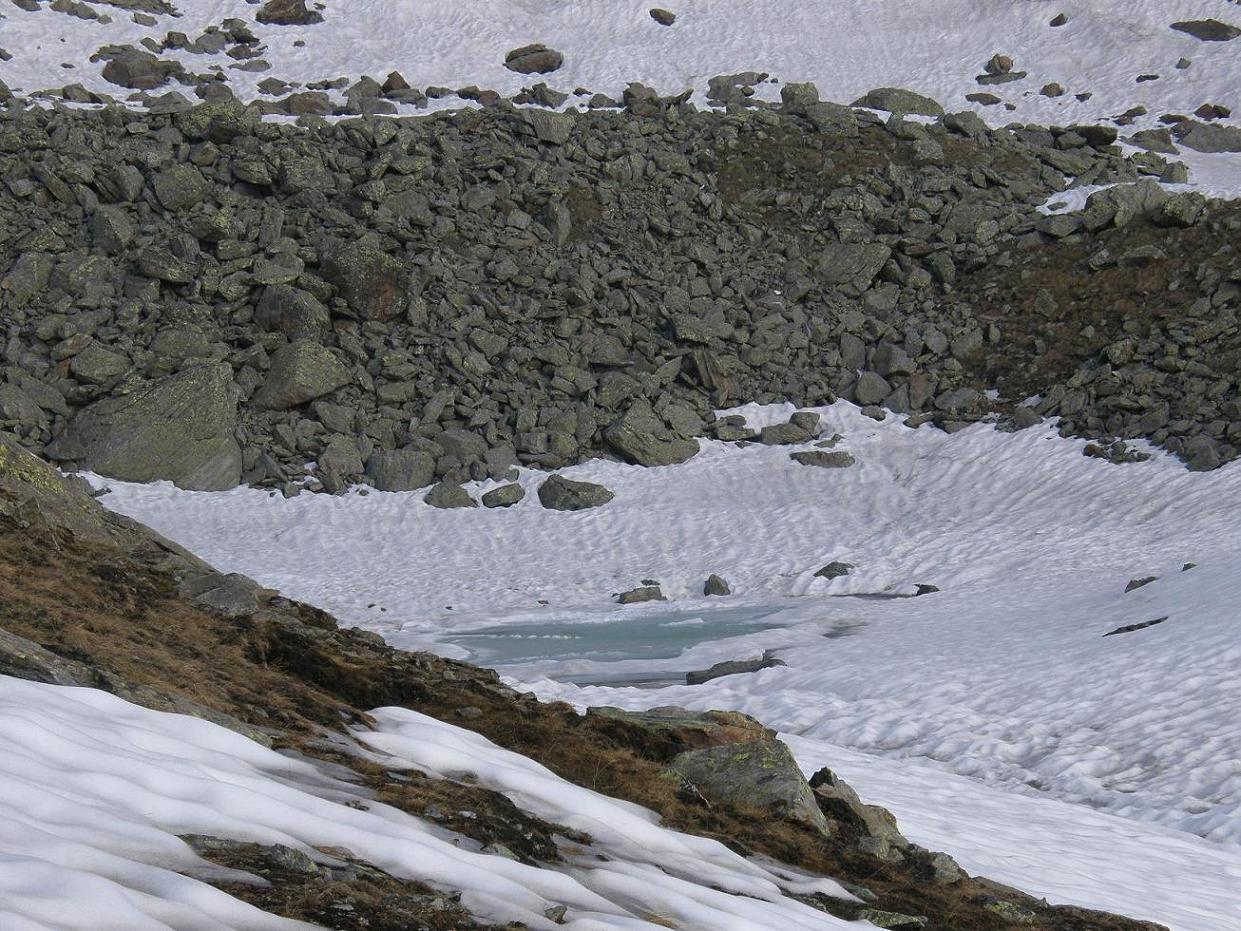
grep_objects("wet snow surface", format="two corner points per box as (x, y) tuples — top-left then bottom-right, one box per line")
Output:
(95, 404), (1241, 929)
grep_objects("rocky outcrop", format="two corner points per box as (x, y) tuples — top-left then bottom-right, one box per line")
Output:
(0, 97), (1232, 495)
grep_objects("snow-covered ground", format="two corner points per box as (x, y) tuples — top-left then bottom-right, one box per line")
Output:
(0, 674), (867, 930)
(94, 403), (1241, 929)
(2, 0), (1240, 196)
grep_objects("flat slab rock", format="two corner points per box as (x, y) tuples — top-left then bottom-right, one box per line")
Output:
(790, 450), (856, 468)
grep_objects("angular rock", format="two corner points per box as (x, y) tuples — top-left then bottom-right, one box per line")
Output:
(605, 400), (698, 467)
(686, 655), (785, 685)
(67, 363), (241, 490)
(252, 341), (350, 410)
(366, 448), (436, 492)
(69, 343), (130, 385)
(759, 423), (812, 445)
(482, 482), (525, 508)
(670, 738), (830, 833)
(703, 574), (731, 596)
(504, 44), (564, 75)
(424, 481), (477, 509)
(814, 561), (853, 580)
(1170, 20), (1240, 42)
(537, 474), (614, 511)
(791, 450), (856, 468)
(809, 767), (907, 844)
(617, 585), (665, 604)
(852, 87), (944, 117)
(254, 284), (331, 341)
(256, 0), (323, 25)
(817, 243), (891, 287)
(319, 239), (410, 322)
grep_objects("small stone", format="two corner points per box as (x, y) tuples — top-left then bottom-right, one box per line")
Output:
(814, 561), (853, 580)
(482, 483), (525, 508)
(790, 450), (856, 469)
(649, 8), (676, 26)
(1125, 576), (1157, 593)
(537, 474), (614, 511)
(618, 585), (665, 604)
(424, 481), (477, 509)
(1050, 13), (1068, 27)
(703, 574), (731, 596)
(504, 44), (564, 75)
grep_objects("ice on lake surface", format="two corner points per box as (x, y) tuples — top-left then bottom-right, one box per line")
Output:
(443, 605), (787, 667)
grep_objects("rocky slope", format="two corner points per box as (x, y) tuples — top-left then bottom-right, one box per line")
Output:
(0, 432), (1171, 929)
(1, 89), (1237, 500)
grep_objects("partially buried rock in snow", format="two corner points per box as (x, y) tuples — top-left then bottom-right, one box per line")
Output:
(424, 481), (477, 509)
(256, 0), (323, 25)
(617, 585), (665, 604)
(649, 8), (676, 25)
(703, 574), (731, 596)
(482, 482), (525, 508)
(814, 561), (853, 580)
(686, 654), (785, 685)
(1170, 19), (1240, 42)
(790, 450), (856, 468)
(851, 87), (945, 117)
(504, 44), (564, 75)
(537, 474), (614, 511)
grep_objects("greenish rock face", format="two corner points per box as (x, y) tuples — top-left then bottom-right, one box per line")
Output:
(253, 340), (351, 410)
(668, 738), (830, 834)
(605, 400), (699, 467)
(852, 87), (945, 117)
(424, 481), (477, 509)
(536, 474), (614, 511)
(366, 448), (436, 492)
(67, 362), (242, 491)
(482, 482), (525, 508)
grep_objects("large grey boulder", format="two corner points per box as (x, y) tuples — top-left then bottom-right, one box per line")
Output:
(669, 738), (831, 833)
(366, 448), (435, 492)
(605, 400), (699, 467)
(319, 239), (410, 322)
(252, 340), (350, 410)
(537, 474), (614, 511)
(851, 87), (944, 117)
(66, 363), (242, 490)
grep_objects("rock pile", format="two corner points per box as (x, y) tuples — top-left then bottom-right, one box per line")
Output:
(0, 87), (1234, 493)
